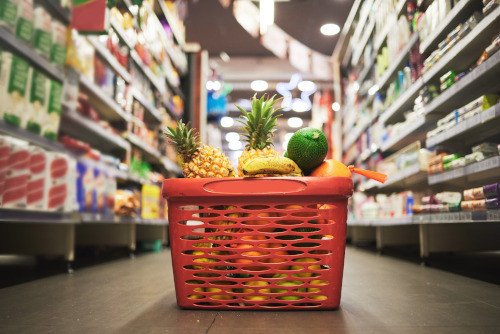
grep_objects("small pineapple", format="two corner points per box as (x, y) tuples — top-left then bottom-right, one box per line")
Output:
(164, 121), (235, 178)
(236, 95), (281, 175)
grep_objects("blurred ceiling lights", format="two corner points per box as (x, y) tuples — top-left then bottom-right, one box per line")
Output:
(225, 132), (240, 142)
(259, 0), (275, 35)
(332, 102), (341, 111)
(287, 117), (303, 128)
(320, 23), (340, 36)
(206, 80), (222, 91)
(251, 79), (269, 92)
(228, 140), (243, 151)
(276, 73), (316, 112)
(220, 116), (235, 127)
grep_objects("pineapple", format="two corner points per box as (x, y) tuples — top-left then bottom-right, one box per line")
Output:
(236, 95), (281, 176)
(164, 121), (235, 178)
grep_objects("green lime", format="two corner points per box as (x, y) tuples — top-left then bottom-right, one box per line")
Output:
(283, 151), (288, 158)
(287, 127), (328, 172)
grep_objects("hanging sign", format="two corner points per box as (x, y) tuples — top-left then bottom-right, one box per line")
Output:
(72, 0), (109, 34)
(233, 0), (260, 38)
(261, 24), (288, 59)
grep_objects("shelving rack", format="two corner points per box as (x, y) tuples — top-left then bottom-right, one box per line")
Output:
(0, 0), (190, 269)
(333, 0), (500, 262)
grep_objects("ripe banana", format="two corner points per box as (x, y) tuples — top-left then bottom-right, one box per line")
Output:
(243, 157), (302, 176)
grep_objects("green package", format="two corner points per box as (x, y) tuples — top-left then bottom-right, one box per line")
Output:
(0, 0), (18, 29)
(26, 69), (48, 134)
(43, 80), (63, 140)
(1, 52), (30, 127)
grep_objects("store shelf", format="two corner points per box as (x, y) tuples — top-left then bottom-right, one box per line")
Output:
(110, 20), (136, 50)
(0, 209), (78, 224)
(423, 51), (500, 118)
(156, 0), (186, 47)
(87, 36), (132, 83)
(127, 133), (162, 161)
(342, 114), (377, 151)
(130, 50), (166, 95)
(376, 34), (419, 91)
(422, 6), (500, 84)
(349, 210), (500, 226)
(138, 218), (169, 226)
(162, 157), (182, 175)
(79, 75), (131, 123)
(426, 103), (500, 148)
(381, 115), (434, 153)
(381, 164), (428, 190)
(60, 109), (131, 154)
(428, 155), (500, 185)
(132, 89), (163, 123)
(35, 0), (71, 24)
(0, 120), (68, 153)
(380, 78), (425, 125)
(419, 0), (480, 55)
(351, 18), (376, 66)
(0, 26), (64, 82)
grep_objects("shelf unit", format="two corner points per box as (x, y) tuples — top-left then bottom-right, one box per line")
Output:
(0, 26), (64, 82)
(334, 0), (500, 260)
(0, 1), (189, 266)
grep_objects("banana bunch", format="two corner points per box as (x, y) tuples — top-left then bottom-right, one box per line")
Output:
(242, 157), (302, 177)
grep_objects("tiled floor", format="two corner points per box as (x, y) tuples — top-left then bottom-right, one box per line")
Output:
(0, 247), (499, 333)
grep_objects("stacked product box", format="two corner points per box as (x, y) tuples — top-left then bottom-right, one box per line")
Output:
(0, 49), (63, 140)
(76, 160), (117, 217)
(0, 136), (29, 208)
(0, 135), (76, 211)
(462, 183), (500, 211)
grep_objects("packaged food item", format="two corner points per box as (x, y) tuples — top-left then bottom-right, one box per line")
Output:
(94, 167), (106, 214)
(482, 94), (499, 110)
(43, 80), (63, 140)
(471, 187), (485, 200)
(2, 137), (29, 208)
(104, 172), (117, 216)
(44, 152), (73, 212)
(25, 69), (48, 134)
(435, 192), (462, 205)
(486, 198), (500, 210)
(141, 184), (161, 219)
(26, 146), (47, 210)
(472, 142), (498, 156)
(76, 160), (96, 213)
(51, 20), (67, 67)
(33, 5), (52, 58)
(472, 199), (486, 211)
(463, 189), (474, 201)
(0, 136), (11, 205)
(483, 182), (500, 199)
(0, 0), (18, 30)
(461, 200), (474, 211)
(15, 0), (33, 43)
(0, 52), (31, 127)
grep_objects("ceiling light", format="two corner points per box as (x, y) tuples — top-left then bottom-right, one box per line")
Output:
(220, 116), (234, 128)
(251, 80), (268, 92)
(291, 99), (308, 112)
(206, 80), (214, 91)
(228, 140), (243, 151)
(260, 0), (275, 35)
(332, 102), (341, 111)
(288, 117), (303, 128)
(225, 132), (240, 142)
(297, 80), (316, 92)
(368, 84), (379, 96)
(212, 80), (222, 91)
(320, 23), (340, 36)
(220, 51), (230, 62)
(352, 82), (360, 92)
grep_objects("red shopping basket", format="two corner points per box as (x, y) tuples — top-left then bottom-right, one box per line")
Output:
(162, 176), (353, 310)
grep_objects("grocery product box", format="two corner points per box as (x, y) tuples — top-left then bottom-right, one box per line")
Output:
(0, 51), (31, 127)
(44, 152), (74, 211)
(15, 0), (33, 43)
(43, 80), (63, 140)
(0, 0), (18, 31)
(26, 146), (47, 210)
(25, 68), (48, 134)
(0, 136), (11, 205)
(141, 184), (161, 219)
(76, 160), (96, 213)
(1, 137), (29, 208)
(33, 5), (52, 59)
(51, 20), (67, 67)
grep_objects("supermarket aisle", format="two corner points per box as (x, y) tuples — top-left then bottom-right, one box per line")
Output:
(0, 248), (499, 334)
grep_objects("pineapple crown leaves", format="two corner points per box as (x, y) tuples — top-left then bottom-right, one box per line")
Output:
(236, 94), (283, 150)
(163, 121), (200, 161)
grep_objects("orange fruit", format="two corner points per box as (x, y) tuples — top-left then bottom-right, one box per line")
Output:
(310, 159), (351, 178)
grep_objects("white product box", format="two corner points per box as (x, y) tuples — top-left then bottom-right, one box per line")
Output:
(1, 137), (29, 208)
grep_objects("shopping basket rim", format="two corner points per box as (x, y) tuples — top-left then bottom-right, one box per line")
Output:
(162, 176), (353, 199)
